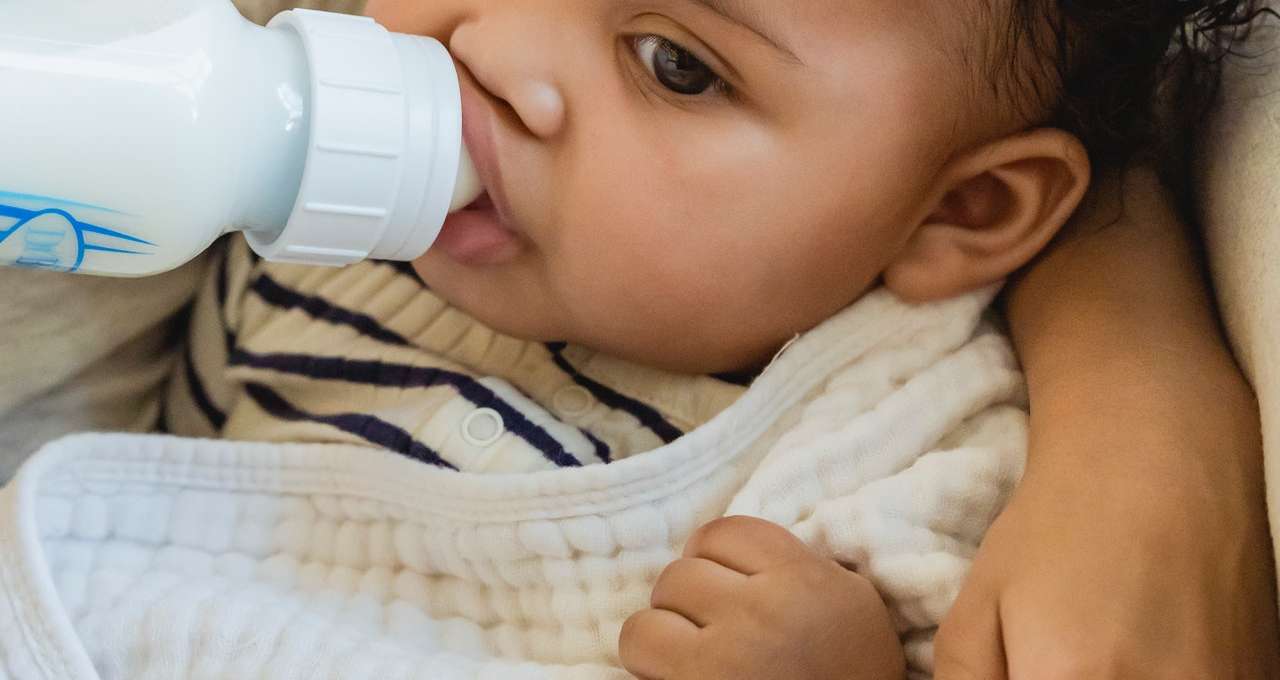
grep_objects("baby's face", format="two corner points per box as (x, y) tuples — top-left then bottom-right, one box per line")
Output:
(371, 0), (978, 373)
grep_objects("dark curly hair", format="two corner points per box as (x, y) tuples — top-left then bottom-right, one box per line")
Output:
(991, 0), (1272, 169)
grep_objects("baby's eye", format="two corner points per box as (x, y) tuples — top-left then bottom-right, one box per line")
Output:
(630, 35), (727, 97)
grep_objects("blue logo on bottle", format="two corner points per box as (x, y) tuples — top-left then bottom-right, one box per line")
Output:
(0, 191), (153, 272)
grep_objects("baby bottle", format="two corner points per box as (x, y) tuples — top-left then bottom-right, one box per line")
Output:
(0, 0), (481, 276)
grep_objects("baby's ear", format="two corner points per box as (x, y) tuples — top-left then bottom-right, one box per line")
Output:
(883, 128), (1090, 303)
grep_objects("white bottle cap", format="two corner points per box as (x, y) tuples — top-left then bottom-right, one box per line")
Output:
(247, 9), (482, 266)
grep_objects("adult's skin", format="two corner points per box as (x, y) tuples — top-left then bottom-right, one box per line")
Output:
(935, 166), (1280, 677)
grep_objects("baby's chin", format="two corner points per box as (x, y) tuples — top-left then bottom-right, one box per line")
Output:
(408, 255), (782, 376)
(625, 342), (780, 376)
(410, 254), (568, 340)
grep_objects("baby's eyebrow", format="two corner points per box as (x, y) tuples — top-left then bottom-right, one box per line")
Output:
(679, 0), (803, 65)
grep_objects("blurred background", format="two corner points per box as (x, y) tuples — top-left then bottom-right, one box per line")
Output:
(233, 0), (366, 24)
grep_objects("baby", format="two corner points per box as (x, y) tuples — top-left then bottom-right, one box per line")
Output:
(138, 0), (1256, 678)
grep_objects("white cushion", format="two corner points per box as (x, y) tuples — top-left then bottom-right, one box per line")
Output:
(1198, 19), (1280, 594)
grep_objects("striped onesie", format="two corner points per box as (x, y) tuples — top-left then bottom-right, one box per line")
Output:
(165, 238), (755, 473)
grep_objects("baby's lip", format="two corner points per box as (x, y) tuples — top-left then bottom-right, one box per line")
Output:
(458, 71), (519, 235)
(463, 191), (495, 211)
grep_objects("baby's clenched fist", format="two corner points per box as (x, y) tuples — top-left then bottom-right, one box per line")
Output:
(619, 516), (905, 680)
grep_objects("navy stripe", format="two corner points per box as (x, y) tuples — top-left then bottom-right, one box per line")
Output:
(712, 368), (760, 387)
(184, 344), (228, 430)
(375, 259), (423, 280)
(244, 383), (458, 471)
(585, 431), (611, 463)
(244, 272), (612, 462)
(217, 244), (230, 309)
(164, 301), (194, 348)
(544, 343), (684, 444)
(218, 247), (240, 356)
(250, 273), (411, 346)
(229, 349), (584, 468)
(155, 397), (170, 435)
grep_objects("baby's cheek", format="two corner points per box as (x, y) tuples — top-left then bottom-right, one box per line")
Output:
(362, 0), (392, 21)
(362, 0), (435, 36)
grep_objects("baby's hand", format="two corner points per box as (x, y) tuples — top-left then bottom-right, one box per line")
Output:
(619, 516), (905, 680)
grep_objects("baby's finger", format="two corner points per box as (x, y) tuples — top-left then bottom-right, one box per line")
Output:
(682, 515), (810, 575)
(650, 557), (746, 626)
(619, 607), (700, 680)
(933, 580), (1008, 680)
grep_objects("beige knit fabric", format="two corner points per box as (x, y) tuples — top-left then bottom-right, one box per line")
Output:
(0, 261), (205, 479)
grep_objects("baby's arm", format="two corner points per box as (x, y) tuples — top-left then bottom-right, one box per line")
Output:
(934, 166), (1280, 678)
(619, 516), (905, 680)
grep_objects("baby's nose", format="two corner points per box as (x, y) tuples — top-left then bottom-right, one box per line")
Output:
(448, 20), (567, 139)
(508, 80), (565, 138)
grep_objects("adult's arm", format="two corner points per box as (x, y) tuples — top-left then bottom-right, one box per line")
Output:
(935, 166), (1279, 678)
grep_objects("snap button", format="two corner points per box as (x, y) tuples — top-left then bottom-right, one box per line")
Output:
(461, 408), (504, 447)
(552, 385), (594, 417)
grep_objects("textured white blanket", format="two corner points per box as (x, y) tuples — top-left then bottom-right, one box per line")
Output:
(0, 288), (1026, 680)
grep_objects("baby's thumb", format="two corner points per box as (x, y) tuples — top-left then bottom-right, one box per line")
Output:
(932, 582), (1008, 680)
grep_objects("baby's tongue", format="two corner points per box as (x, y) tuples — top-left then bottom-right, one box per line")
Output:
(434, 195), (520, 265)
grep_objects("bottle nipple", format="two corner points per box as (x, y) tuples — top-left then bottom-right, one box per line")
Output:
(450, 146), (483, 212)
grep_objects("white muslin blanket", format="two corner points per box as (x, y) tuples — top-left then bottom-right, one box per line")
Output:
(0, 288), (1025, 680)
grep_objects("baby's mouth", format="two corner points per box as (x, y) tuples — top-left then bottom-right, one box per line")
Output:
(434, 189), (523, 266)
(463, 191), (495, 212)
(445, 74), (522, 265)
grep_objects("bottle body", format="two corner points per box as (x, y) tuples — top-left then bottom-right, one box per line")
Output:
(0, 0), (479, 277)
(0, 0), (310, 276)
